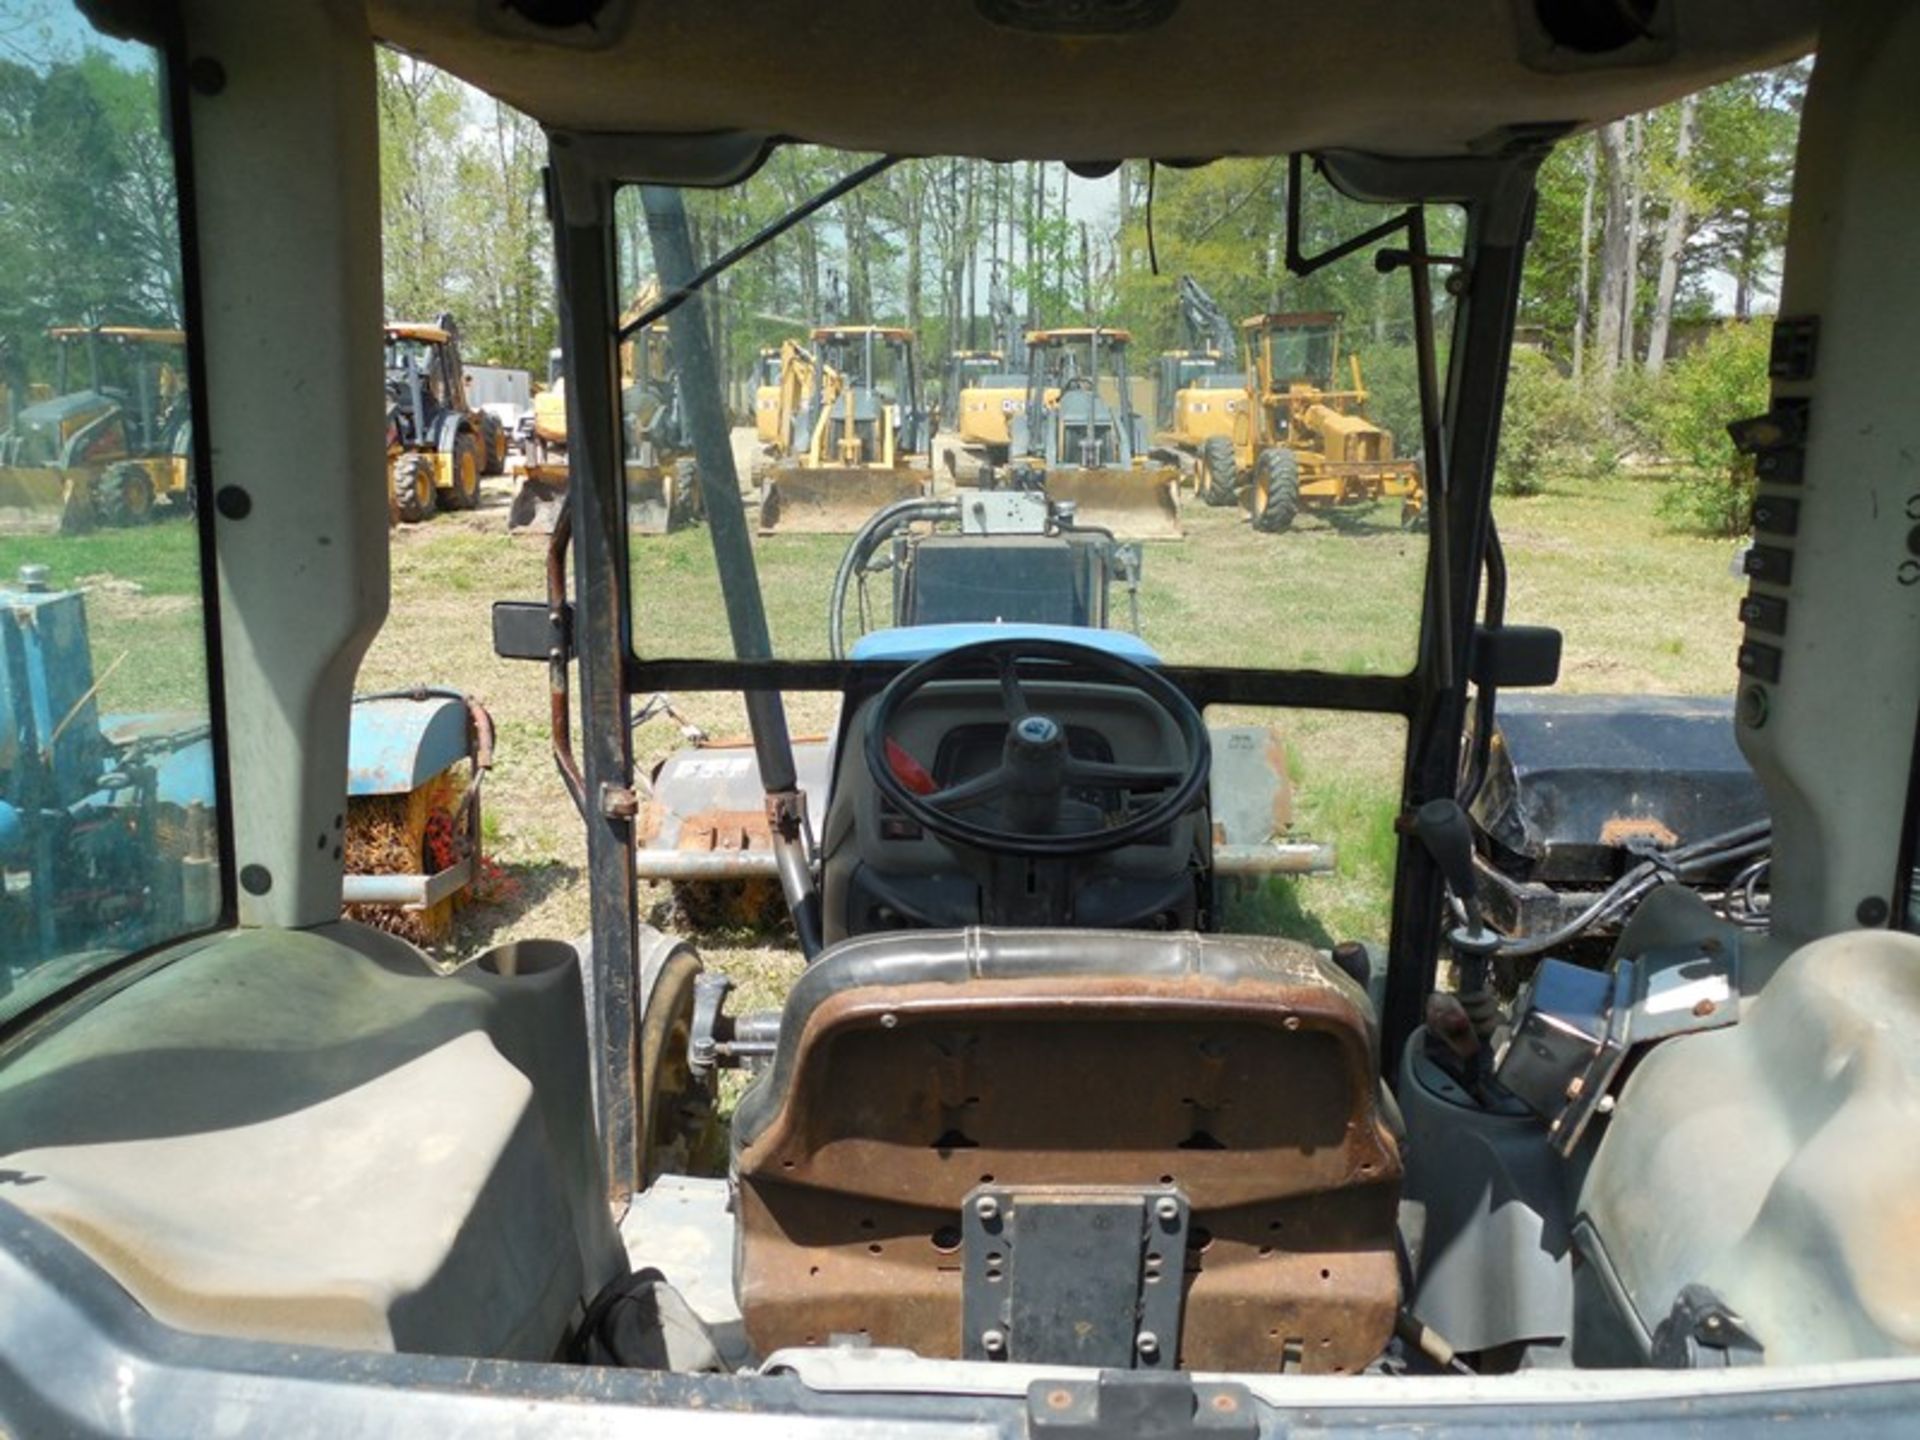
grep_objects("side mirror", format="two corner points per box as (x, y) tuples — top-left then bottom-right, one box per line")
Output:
(492, 599), (569, 662)
(1471, 623), (1561, 690)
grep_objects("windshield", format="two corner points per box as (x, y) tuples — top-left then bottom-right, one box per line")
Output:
(0, 7), (225, 1025)
(617, 154), (1457, 677)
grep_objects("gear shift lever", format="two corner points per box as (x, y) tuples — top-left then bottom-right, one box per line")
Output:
(1412, 797), (1505, 1077)
(1412, 798), (1496, 951)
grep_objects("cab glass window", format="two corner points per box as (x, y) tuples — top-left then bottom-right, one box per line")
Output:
(614, 156), (1459, 678)
(0, 2), (224, 1023)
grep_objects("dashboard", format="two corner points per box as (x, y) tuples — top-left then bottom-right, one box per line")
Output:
(817, 678), (1211, 941)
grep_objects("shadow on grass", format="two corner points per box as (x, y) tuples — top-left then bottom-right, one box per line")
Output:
(1217, 875), (1339, 950)
(1305, 503), (1415, 539)
(455, 857), (583, 945)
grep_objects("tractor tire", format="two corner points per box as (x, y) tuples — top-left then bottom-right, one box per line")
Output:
(637, 944), (725, 1183)
(1200, 434), (1240, 508)
(390, 452), (437, 524)
(441, 428), (482, 511)
(1249, 446), (1301, 534)
(93, 462), (156, 527)
(478, 413), (506, 476)
(669, 455), (702, 530)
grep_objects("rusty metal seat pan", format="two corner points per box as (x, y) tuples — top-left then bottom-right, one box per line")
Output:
(731, 927), (1401, 1373)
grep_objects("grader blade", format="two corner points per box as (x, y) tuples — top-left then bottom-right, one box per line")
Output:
(506, 472), (568, 533)
(1043, 465), (1182, 540)
(0, 466), (89, 534)
(758, 465), (929, 535)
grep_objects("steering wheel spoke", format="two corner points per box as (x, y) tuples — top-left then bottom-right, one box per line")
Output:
(864, 637), (1211, 859)
(1063, 757), (1186, 792)
(995, 652), (1032, 720)
(926, 767), (1009, 811)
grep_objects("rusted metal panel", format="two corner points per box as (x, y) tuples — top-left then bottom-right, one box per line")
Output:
(734, 950), (1401, 1373)
(636, 739), (832, 878)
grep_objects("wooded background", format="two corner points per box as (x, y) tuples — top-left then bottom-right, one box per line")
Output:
(0, 36), (1806, 537)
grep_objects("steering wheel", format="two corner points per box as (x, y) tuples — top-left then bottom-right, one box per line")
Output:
(864, 637), (1211, 859)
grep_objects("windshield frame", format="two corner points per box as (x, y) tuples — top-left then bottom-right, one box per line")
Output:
(546, 141), (1542, 1167)
(0, 4), (237, 1042)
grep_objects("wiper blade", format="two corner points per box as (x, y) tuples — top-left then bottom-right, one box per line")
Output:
(619, 153), (901, 340)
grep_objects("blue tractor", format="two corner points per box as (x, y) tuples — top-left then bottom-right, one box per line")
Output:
(0, 566), (488, 1007)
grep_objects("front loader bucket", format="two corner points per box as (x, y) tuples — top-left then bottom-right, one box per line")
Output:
(507, 472), (568, 533)
(1042, 465), (1182, 540)
(0, 466), (89, 534)
(758, 465), (930, 535)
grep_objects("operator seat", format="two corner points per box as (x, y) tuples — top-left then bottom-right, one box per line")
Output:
(730, 927), (1401, 1373)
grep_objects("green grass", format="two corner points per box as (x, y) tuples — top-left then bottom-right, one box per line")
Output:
(6, 460), (1744, 969)
(0, 519), (212, 715)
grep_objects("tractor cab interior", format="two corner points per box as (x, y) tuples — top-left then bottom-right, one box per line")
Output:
(4, 1), (1920, 1435)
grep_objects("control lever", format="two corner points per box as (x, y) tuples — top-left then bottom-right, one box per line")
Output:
(1412, 798), (1499, 960)
(1412, 799), (1505, 1068)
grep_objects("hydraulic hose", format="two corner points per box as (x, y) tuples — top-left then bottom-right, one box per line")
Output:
(827, 496), (961, 659)
(1474, 819), (1771, 959)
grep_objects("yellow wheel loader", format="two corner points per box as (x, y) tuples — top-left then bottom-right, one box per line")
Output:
(757, 325), (934, 535)
(0, 326), (193, 533)
(382, 316), (494, 525)
(1223, 311), (1425, 533)
(1003, 326), (1181, 541)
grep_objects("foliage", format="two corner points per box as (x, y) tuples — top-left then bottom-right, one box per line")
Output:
(1496, 350), (1606, 497)
(1519, 62), (1806, 370)
(1652, 319), (1773, 536)
(377, 53), (553, 373)
(0, 39), (179, 386)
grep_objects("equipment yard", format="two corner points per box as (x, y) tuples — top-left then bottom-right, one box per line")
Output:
(0, 451), (1743, 1001)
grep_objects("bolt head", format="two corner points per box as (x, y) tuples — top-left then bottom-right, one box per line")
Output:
(975, 1195), (1000, 1222)
(981, 1328), (1006, 1355)
(1136, 1330), (1160, 1358)
(1155, 1196), (1180, 1223)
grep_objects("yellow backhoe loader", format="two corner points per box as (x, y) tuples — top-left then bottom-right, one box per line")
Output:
(511, 286), (701, 535)
(757, 325), (933, 534)
(383, 315), (505, 525)
(1151, 276), (1251, 503)
(1004, 326), (1181, 540)
(0, 326), (193, 532)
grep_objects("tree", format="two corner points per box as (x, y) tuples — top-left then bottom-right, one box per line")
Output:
(1644, 93), (1699, 375)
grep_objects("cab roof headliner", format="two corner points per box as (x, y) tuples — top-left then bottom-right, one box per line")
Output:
(367, 0), (1813, 169)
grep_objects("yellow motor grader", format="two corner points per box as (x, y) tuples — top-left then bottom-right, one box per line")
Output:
(757, 324), (933, 534)
(1222, 310), (1425, 533)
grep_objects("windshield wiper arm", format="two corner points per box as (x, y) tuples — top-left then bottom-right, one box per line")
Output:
(619, 153), (901, 340)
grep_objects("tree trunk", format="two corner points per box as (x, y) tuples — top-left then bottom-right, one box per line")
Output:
(1621, 114), (1642, 369)
(1644, 93), (1697, 377)
(1023, 161), (1038, 327)
(905, 170), (923, 341)
(1593, 119), (1632, 380)
(1573, 134), (1596, 382)
(1734, 210), (1758, 321)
